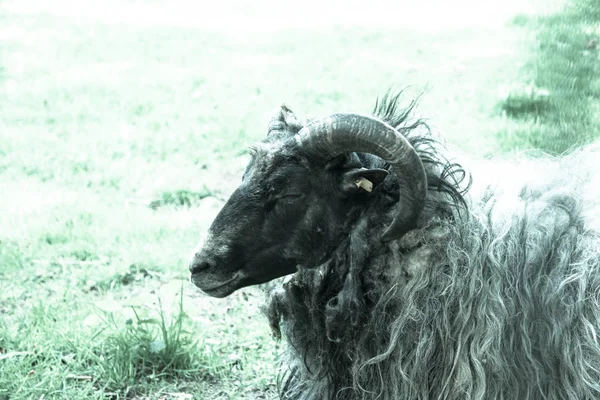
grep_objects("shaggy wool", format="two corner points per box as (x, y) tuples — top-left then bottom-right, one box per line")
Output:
(265, 94), (600, 400)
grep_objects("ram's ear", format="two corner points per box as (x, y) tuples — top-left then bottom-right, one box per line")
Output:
(341, 168), (389, 194)
(267, 104), (303, 139)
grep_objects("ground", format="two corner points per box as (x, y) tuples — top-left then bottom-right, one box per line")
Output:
(1, 0), (598, 398)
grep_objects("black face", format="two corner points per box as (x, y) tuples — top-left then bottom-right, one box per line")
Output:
(188, 144), (389, 298)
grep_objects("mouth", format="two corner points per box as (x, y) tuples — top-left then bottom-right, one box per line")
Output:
(190, 272), (242, 298)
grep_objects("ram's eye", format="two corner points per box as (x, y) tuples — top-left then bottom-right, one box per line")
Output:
(274, 194), (304, 206)
(279, 194), (303, 200)
(265, 193), (303, 211)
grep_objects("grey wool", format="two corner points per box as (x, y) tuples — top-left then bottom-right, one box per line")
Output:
(264, 98), (600, 400)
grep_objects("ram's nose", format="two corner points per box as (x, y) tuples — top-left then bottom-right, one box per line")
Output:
(188, 257), (215, 275)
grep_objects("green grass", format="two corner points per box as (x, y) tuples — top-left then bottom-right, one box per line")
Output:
(0, 257), (277, 399)
(95, 290), (220, 396)
(1, 0), (599, 398)
(497, 0), (600, 153)
(149, 188), (215, 210)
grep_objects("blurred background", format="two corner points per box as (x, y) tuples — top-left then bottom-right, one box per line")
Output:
(1, 0), (598, 398)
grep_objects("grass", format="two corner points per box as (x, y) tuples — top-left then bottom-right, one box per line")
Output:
(1, 0), (599, 398)
(0, 258), (277, 399)
(497, 0), (600, 153)
(96, 290), (220, 396)
(149, 188), (215, 210)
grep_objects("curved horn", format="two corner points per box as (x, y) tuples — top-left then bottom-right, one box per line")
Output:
(295, 113), (427, 242)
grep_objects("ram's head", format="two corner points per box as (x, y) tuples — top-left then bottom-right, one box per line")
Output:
(188, 105), (427, 297)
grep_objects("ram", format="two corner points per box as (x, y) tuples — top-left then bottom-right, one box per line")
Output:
(189, 93), (600, 399)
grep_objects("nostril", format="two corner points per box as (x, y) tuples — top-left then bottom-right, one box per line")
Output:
(189, 259), (214, 274)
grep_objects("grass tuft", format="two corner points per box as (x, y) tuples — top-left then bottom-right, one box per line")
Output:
(150, 188), (214, 209)
(499, 84), (551, 117)
(96, 288), (222, 394)
(89, 264), (156, 292)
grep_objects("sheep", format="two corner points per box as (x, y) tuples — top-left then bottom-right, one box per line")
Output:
(189, 92), (600, 399)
